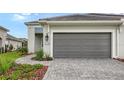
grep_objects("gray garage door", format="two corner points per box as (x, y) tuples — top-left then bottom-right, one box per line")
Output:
(53, 33), (111, 58)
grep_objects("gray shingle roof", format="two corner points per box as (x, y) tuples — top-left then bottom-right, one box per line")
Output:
(88, 13), (124, 17)
(0, 26), (9, 31)
(25, 13), (124, 25)
(7, 34), (22, 42)
(39, 14), (122, 21)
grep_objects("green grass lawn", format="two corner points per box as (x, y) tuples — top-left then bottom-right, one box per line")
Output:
(0, 51), (21, 62)
(0, 51), (47, 80)
(0, 51), (22, 74)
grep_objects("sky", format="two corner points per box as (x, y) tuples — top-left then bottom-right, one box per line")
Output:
(0, 13), (69, 38)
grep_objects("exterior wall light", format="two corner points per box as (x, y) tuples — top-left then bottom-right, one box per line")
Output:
(45, 33), (49, 42)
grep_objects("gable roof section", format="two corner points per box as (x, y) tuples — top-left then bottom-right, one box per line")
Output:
(0, 26), (9, 31)
(25, 13), (124, 25)
(39, 14), (121, 21)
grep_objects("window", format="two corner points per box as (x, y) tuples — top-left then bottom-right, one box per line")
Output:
(35, 27), (43, 33)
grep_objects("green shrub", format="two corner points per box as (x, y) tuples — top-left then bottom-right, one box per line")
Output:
(0, 47), (4, 54)
(35, 49), (44, 61)
(21, 64), (35, 73)
(10, 70), (21, 80)
(9, 44), (13, 51)
(1, 47), (4, 53)
(45, 54), (53, 61)
(17, 47), (28, 55)
(0, 75), (8, 80)
(0, 47), (1, 54)
(5, 44), (9, 52)
(33, 64), (43, 69)
(32, 50), (53, 61)
(0, 59), (13, 74)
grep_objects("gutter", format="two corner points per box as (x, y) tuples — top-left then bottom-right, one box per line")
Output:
(38, 20), (123, 25)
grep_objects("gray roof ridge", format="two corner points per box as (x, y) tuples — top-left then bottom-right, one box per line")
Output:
(39, 14), (86, 21)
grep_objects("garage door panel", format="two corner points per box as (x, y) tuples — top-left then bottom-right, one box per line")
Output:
(53, 33), (111, 58)
(55, 47), (111, 52)
(55, 40), (110, 44)
(54, 53), (81, 58)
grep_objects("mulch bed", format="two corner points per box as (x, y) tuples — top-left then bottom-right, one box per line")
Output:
(113, 58), (124, 62)
(31, 57), (53, 61)
(32, 66), (48, 80)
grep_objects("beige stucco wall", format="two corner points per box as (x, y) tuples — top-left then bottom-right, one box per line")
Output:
(0, 29), (7, 48)
(43, 24), (50, 55)
(27, 26), (35, 53)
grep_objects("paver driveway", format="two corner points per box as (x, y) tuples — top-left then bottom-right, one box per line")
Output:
(43, 59), (124, 80)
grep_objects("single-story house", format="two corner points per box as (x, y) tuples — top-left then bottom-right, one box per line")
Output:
(0, 26), (23, 50)
(25, 13), (124, 58)
(6, 34), (23, 50)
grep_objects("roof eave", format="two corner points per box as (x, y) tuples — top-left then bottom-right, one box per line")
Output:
(24, 22), (40, 26)
(0, 27), (9, 32)
(38, 20), (123, 25)
(7, 38), (22, 42)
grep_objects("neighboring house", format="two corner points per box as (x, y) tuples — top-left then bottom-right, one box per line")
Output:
(25, 13), (124, 58)
(0, 26), (23, 50)
(18, 38), (28, 48)
(6, 34), (23, 50)
(0, 26), (8, 48)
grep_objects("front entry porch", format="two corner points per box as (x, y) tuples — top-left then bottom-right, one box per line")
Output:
(35, 33), (43, 52)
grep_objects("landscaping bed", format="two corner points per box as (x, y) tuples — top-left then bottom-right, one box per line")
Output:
(0, 64), (48, 80)
(0, 51), (48, 80)
(32, 49), (53, 61)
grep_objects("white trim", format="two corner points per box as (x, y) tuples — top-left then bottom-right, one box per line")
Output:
(48, 24), (50, 33)
(39, 20), (123, 25)
(32, 25), (43, 27)
(117, 26), (120, 57)
(50, 28), (53, 57)
(111, 31), (116, 58)
(25, 22), (40, 26)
